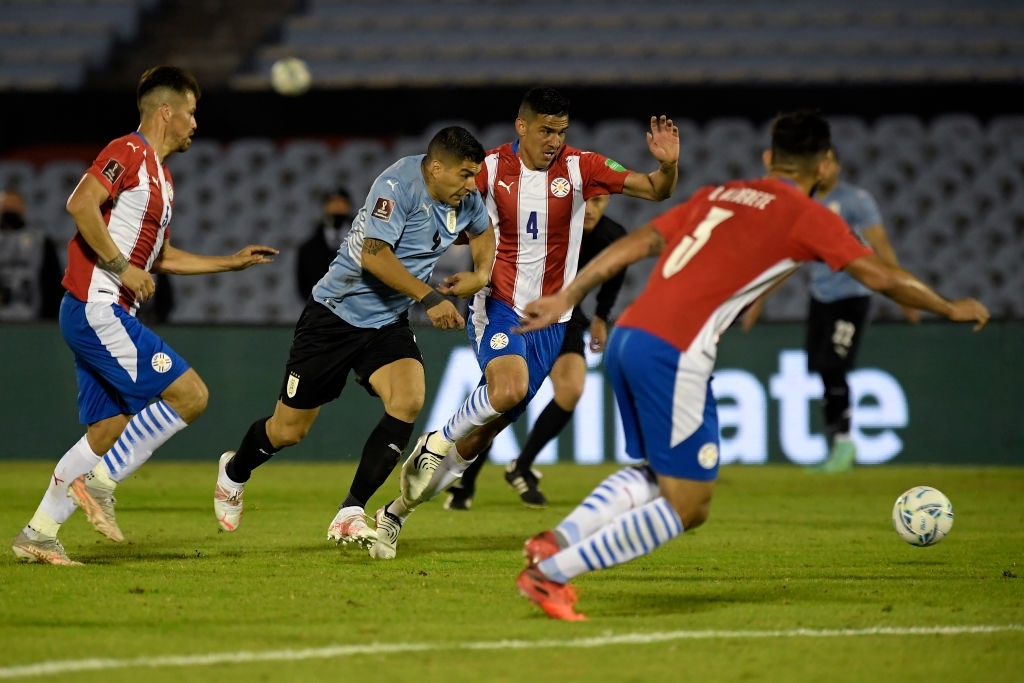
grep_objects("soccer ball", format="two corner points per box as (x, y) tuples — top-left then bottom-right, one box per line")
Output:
(892, 486), (954, 546)
(270, 57), (312, 96)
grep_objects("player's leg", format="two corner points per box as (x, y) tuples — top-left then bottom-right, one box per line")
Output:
(520, 330), (718, 619)
(507, 351), (586, 508)
(331, 351), (422, 548)
(808, 296), (870, 473)
(507, 311), (587, 507)
(444, 441), (487, 510)
(216, 301), (351, 530)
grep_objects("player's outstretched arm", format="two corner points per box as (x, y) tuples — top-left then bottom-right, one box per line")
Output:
(621, 116), (680, 201)
(843, 253), (989, 331)
(152, 242), (277, 275)
(518, 224), (664, 333)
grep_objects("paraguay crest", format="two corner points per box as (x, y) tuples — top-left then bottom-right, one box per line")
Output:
(549, 177), (571, 198)
(150, 352), (173, 373)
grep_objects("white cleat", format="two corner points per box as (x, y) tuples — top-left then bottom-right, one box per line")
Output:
(368, 505), (403, 560)
(12, 530), (82, 566)
(214, 451), (245, 532)
(327, 506), (378, 549)
(68, 473), (124, 542)
(400, 432), (444, 504)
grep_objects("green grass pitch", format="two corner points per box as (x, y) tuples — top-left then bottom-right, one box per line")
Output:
(1, 461), (1021, 682)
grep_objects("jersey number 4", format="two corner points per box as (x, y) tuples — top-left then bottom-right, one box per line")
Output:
(661, 206), (734, 278)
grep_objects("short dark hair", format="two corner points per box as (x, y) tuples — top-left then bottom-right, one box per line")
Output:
(426, 126), (486, 165)
(519, 87), (570, 119)
(769, 110), (832, 171)
(137, 66), (201, 110)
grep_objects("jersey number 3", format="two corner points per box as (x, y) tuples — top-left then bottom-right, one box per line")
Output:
(661, 206), (734, 278)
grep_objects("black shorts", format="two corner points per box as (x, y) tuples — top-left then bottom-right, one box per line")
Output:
(805, 295), (871, 375)
(559, 307), (588, 357)
(279, 299), (423, 409)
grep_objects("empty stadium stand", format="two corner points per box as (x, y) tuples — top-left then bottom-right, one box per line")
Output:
(5, 113), (1021, 324)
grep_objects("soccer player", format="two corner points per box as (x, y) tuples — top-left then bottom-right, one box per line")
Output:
(369, 87), (680, 559)
(11, 66), (278, 565)
(742, 147), (920, 472)
(446, 194), (629, 510)
(513, 110), (989, 620)
(214, 127), (495, 551)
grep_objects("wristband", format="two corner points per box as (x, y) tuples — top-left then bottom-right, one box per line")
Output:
(421, 290), (446, 309)
(99, 253), (129, 275)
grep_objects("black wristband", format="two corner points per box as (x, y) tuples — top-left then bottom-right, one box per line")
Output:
(421, 290), (446, 309)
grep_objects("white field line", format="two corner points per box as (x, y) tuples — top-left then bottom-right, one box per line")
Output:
(0, 624), (1021, 679)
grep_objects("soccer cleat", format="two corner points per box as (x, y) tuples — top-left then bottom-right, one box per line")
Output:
(68, 473), (124, 542)
(504, 460), (548, 508)
(400, 431), (444, 503)
(523, 530), (561, 565)
(11, 531), (82, 566)
(443, 485), (473, 511)
(327, 506), (378, 548)
(368, 504), (403, 560)
(516, 565), (585, 621)
(214, 451), (245, 531)
(810, 439), (857, 473)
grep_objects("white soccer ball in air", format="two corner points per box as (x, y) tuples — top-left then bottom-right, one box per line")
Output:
(270, 57), (312, 96)
(892, 485), (954, 546)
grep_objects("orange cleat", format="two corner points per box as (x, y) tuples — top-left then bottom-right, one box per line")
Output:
(516, 565), (586, 621)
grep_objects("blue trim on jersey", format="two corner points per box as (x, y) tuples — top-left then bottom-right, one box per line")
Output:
(59, 294), (189, 424)
(467, 297), (565, 422)
(605, 327), (720, 481)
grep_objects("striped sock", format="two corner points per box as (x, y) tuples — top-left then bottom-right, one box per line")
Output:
(540, 497), (684, 583)
(100, 401), (187, 483)
(440, 385), (500, 444)
(556, 465), (661, 545)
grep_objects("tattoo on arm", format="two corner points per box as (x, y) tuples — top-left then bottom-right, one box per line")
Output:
(364, 238), (392, 256)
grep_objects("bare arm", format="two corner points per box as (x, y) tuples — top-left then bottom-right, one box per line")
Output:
(153, 242), (277, 275)
(518, 224), (665, 333)
(620, 116), (680, 201)
(437, 225), (495, 299)
(362, 237), (464, 329)
(862, 223), (921, 323)
(843, 253), (988, 330)
(66, 173), (155, 301)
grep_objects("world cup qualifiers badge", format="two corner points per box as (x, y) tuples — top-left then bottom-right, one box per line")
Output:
(286, 372), (300, 398)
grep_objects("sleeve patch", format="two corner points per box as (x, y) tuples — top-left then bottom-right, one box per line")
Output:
(101, 159), (125, 185)
(370, 197), (395, 222)
(605, 158), (626, 172)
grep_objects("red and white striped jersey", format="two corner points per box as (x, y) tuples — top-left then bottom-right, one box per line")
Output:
(62, 132), (173, 314)
(619, 178), (873, 354)
(477, 142), (629, 320)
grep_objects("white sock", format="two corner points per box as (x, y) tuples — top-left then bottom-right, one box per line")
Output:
(101, 401), (187, 483)
(28, 435), (101, 535)
(556, 466), (661, 545)
(440, 385), (500, 444)
(539, 497), (684, 583)
(418, 445), (471, 503)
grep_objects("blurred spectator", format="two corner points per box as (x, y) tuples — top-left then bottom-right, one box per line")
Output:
(296, 186), (353, 301)
(0, 189), (63, 321)
(137, 273), (175, 325)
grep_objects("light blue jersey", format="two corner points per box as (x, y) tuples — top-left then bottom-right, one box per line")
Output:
(807, 181), (882, 302)
(312, 155), (490, 328)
